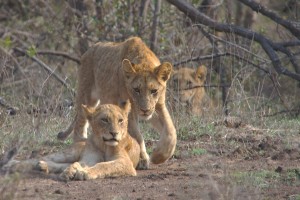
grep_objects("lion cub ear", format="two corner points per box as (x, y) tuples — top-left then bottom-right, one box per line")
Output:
(195, 65), (207, 81)
(82, 104), (94, 120)
(119, 99), (131, 115)
(155, 62), (173, 82)
(122, 59), (136, 79)
(82, 100), (100, 120)
(172, 69), (178, 76)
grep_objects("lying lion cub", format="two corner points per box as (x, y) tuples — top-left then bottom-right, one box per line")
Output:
(170, 65), (212, 115)
(5, 100), (140, 180)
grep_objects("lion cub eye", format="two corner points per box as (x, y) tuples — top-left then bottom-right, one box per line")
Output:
(151, 89), (158, 95)
(101, 118), (109, 123)
(133, 88), (140, 94)
(118, 118), (124, 124)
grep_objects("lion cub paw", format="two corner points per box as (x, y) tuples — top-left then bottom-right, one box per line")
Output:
(137, 156), (150, 170)
(59, 162), (80, 181)
(35, 161), (49, 173)
(60, 162), (88, 181)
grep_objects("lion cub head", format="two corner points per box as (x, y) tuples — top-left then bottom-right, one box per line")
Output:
(170, 65), (207, 104)
(82, 100), (131, 146)
(122, 59), (172, 120)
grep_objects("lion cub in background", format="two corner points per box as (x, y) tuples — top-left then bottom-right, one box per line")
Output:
(5, 100), (140, 181)
(170, 65), (213, 115)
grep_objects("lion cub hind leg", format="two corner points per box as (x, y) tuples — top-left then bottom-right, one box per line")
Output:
(43, 141), (85, 163)
(3, 159), (39, 173)
(37, 141), (86, 174)
(36, 160), (71, 174)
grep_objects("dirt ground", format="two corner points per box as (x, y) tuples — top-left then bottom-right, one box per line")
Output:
(1, 124), (300, 200)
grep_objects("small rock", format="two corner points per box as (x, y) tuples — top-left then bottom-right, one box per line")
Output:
(54, 189), (64, 194)
(168, 193), (176, 197)
(275, 166), (283, 173)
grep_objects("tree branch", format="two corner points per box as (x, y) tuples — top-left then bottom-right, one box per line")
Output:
(14, 47), (75, 97)
(173, 52), (270, 74)
(237, 0), (300, 40)
(36, 50), (81, 64)
(166, 0), (300, 81)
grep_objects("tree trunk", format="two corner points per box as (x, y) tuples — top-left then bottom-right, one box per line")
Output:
(150, 0), (161, 52)
(198, 0), (229, 115)
(138, 0), (151, 37)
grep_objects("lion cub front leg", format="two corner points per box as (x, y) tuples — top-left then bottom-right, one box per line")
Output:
(128, 116), (150, 170)
(59, 162), (87, 181)
(150, 105), (177, 164)
(137, 139), (150, 170)
(73, 112), (89, 142)
(60, 158), (137, 181)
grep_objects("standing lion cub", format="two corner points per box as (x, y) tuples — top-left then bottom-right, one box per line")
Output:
(57, 37), (176, 169)
(5, 100), (140, 180)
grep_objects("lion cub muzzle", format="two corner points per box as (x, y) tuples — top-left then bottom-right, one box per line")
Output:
(102, 131), (120, 146)
(138, 107), (155, 120)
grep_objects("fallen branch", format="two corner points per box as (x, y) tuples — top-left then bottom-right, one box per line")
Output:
(36, 50), (81, 64)
(14, 47), (76, 97)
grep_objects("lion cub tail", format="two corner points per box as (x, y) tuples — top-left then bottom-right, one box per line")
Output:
(57, 117), (76, 140)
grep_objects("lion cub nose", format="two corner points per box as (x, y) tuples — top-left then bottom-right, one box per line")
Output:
(109, 131), (118, 137)
(140, 108), (150, 114)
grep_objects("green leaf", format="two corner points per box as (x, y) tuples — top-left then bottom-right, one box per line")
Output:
(0, 36), (12, 48)
(191, 148), (207, 156)
(27, 45), (37, 57)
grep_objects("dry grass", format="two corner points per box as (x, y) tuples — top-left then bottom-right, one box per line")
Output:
(0, 1), (299, 199)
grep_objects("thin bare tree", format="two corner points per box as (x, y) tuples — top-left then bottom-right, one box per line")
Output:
(150, 0), (162, 52)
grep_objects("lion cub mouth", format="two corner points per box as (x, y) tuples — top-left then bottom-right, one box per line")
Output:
(139, 113), (153, 120)
(103, 137), (119, 146)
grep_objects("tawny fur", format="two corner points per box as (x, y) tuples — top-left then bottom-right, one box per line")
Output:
(170, 65), (213, 115)
(57, 37), (177, 168)
(5, 101), (140, 181)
